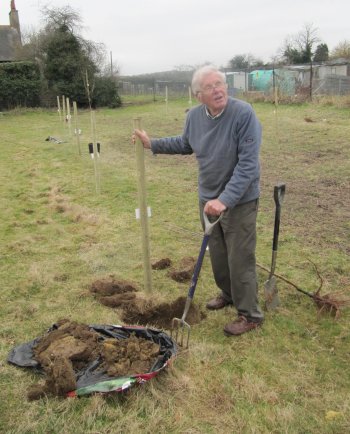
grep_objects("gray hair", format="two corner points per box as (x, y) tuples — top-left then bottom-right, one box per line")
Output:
(191, 65), (226, 95)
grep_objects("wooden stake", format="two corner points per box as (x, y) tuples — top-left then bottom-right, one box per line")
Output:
(61, 95), (66, 124)
(133, 117), (152, 293)
(273, 69), (280, 150)
(188, 86), (192, 107)
(90, 110), (100, 194)
(73, 101), (81, 155)
(165, 85), (168, 115)
(66, 97), (72, 137)
(57, 96), (61, 121)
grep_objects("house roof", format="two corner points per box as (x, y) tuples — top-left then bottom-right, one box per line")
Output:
(0, 25), (21, 61)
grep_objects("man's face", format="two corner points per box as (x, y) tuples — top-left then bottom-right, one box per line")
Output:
(196, 72), (228, 116)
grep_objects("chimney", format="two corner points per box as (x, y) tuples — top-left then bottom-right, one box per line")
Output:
(9, 0), (21, 43)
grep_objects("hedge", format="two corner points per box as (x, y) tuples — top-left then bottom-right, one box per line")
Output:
(0, 61), (41, 110)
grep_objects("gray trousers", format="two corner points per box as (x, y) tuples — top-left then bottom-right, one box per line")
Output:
(200, 199), (263, 322)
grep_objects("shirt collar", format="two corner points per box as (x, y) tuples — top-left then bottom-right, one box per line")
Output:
(205, 105), (225, 120)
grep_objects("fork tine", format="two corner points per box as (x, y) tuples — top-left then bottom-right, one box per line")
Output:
(171, 317), (191, 348)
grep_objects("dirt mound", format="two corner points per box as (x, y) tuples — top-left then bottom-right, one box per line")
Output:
(90, 273), (206, 331)
(122, 296), (206, 330)
(99, 292), (137, 308)
(102, 334), (160, 377)
(34, 319), (101, 368)
(168, 256), (196, 282)
(27, 319), (160, 401)
(90, 277), (138, 308)
(90, 277), (138, 297)
(152, 258), (172, 270)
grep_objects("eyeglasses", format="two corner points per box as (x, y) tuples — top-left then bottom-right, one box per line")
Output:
(200, 81), (226, 94)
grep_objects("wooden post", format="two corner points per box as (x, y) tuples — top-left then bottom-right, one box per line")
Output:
(309, 61), (313, 101)
(66, 97), (72, 137)
(273, 68), (280, 150)
(57, 96), (61, 121)
(165, 85), (168, 115)
(61, 95), (66, 124)
(133, 117), (152, 293)
(90, 110), (100, 194)
(73, 101), (81, 155)
(188, 85), (192, 107)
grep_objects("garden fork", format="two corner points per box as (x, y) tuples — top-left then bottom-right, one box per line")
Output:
(171, 210), (223, 348)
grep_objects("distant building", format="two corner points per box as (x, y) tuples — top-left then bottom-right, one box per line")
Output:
(0, 1), (22, 62)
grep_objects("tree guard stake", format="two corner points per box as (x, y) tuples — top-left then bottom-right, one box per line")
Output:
(73, 101), (81, 155)
(66, 97), (72, 137)
(165, 85), (168, 115)
(188, 86), (192, 107)
(57, 96), (61, 122)
(61, 95), (66, 125)
(133, 117), (152, 293)
(90, 111), (100, 194)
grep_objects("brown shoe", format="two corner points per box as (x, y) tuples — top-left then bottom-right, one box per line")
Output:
(206, 295), (232, 310)
(224, 316), (263, 336)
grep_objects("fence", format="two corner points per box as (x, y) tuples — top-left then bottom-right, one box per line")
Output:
(118, 69), (350, 100)
(313, 75), (350, 96)
(118, 81), (191, 98)
(235, 69), (350, 99)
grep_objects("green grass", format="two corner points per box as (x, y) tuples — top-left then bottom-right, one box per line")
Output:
(0, 98), (349, 433)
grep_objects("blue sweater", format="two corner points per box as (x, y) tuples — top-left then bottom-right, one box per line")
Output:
(151, 97), (261, 209)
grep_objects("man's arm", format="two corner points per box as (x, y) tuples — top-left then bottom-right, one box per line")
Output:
(133, 129), (151, 149)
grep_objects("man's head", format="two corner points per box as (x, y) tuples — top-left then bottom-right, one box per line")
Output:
(192, 65), (228, 116)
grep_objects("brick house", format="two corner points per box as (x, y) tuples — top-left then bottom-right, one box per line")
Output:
(0, 1), (22, 62)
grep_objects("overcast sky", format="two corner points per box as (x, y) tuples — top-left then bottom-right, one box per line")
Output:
(1, 0), (349, 75)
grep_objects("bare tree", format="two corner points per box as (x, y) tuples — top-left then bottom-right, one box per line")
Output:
(281, 23), (320, 64)
(330, 40), (350, 60)
(41, 4), (83, 34)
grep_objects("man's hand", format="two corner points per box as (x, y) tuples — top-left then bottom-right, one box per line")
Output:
(204, 199), (227, 216)
(132, 129), (151, 149)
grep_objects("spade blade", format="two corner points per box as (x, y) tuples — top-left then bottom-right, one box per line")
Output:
(264, 276), (280, 310)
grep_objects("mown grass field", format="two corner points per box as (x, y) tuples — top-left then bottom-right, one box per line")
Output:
(0, 96), (349, 433)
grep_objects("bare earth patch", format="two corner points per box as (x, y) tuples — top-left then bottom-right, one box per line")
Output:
(168, 256), (196, 282)
(90, 274), (206, 330)
(152, 257), (172, 270)
(121, 296), (205, 330)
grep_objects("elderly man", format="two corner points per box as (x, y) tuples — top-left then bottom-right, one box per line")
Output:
(134, 65), (264, 336)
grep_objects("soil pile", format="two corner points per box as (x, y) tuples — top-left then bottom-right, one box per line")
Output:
(91, 277), (138, 308)
(91, 277), (138, 296)
(152, 257), (172, 270)
(27, 319), (160, 401)
(90, 276), (206, 330)
(168, 256), (196, 282)
(102, 334), (160, 377)
(121, 296), (205, 330)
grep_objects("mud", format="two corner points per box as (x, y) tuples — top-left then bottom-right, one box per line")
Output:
(121, 296), (206, 330)
(168, 256), (196, 282)
(28, 319), (160, 401)
(152, 258), (172, 270)
(33, 319), (101, 367)
(91, 274), (206, 330)
(99, 292), (137, 308)
(90, 277), (138, 297)
(101, 334), (160, 377)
